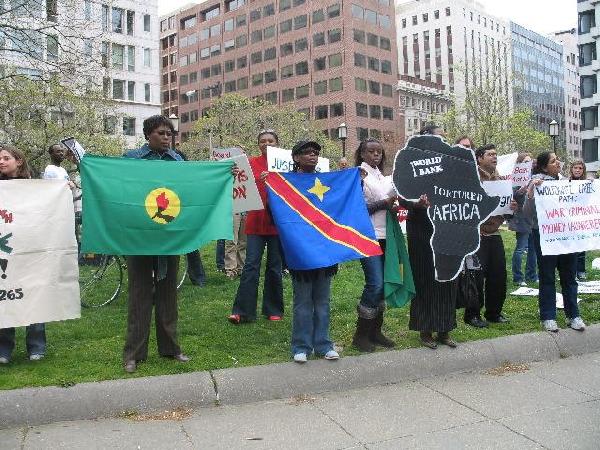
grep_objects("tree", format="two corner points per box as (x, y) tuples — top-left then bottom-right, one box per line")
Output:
(180, 94), (341, 160)
(436, 56), (552, 155)
(0, 75), (124, 173)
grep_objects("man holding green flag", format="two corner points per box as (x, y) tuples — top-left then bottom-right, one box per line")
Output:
(81, 115), (234, 373)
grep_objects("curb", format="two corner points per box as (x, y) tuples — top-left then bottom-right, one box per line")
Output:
(1, 325), (599, 429)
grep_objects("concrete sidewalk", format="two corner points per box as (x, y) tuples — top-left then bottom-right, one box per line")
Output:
(1, 325), (599, 430)
(2, 351), (599, 449)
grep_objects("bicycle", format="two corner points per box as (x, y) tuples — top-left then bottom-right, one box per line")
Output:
(78, 253), (124, 308)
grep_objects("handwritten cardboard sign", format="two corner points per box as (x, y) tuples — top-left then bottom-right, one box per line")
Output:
(482, 180), (514, 216)
(497, 152), (518, 179)
(535, 179), (600, 255)
(512, 161), (532, 188)
(227, 154), (263, 213)
(211, 147), (244, 161)
(393, 135), (500, 281)
(267, 146), (330, 173)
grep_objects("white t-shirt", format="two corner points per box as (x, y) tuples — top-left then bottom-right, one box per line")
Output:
(361, 162), (395, 239)
(43, 164), (69, 181)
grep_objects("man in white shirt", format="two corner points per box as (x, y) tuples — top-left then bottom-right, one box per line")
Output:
(43, 144), (69, 180)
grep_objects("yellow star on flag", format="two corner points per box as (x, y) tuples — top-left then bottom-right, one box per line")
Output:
(308, 177), (330, 201)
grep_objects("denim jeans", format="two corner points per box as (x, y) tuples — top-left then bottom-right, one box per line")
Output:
(359, 254), (384, 311)
(512, 232), (538, 283)
(232, 234), (283, 320)
(0, 323), (46, 359)
(291, 274), (333, 355)
(216, 240), (225, 270)
(532, 229), (579, 321)
(186, 250), (206, 286)
(577, 252), (586, 275)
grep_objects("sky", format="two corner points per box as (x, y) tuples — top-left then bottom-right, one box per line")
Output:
(158, 0), (577, 36)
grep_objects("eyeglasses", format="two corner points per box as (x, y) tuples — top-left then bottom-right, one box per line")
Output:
(156, 130), (173, 137)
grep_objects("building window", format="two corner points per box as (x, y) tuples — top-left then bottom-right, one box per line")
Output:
(46, 35), (58, 61)
(583, 139), (598, 162)
(380, 37), (391, 50)
(352, 4), (363, 19)
(314, 80), (327, 95)
(357, 127), (368, 141)
(327, 4), (340, 18)
(295, 61), (309, 75)
(238, 76), (248, 89)
(143, 14), (150, 32)
(367, 33), (378, 47)
(127, 81), (135, 101)
(144, 83), (150, 102)
(294, 14), (307, 30)
(252, 73), (263, 86)
(355, 77), (367, 92)
(265, 69), (277, 83)
(382, 83), (393, 97)
(368, 57), (379, 72)
(251, 29), (263, 43)
(203, 6), (220, 21)
(224, 39), (235, 51)
(280, 19), (292, 33)
(328, 28), (341, 43)
(264, 46), (276, 60)
(224, 18), (234, 31)
(251, 51), (262, 64)
(382, 107), (393, 120)
(225, 59), (235, 72)
(330, 103), (343, 117)
(225, 80), (236, 93)
(250, 8), (261, 22)
(281, 64), (294, 78)
(236, 14), (246, 27)
(227, 0), (246, 12)
(143, 48), (151, 67)
(235, 34), (247, 47)
(328, 53), (342, 67)
(127, 46), (135, 71)
(356, 102), (368, 117)
(353, 29), (365, 44)
(181, 15), (196, 30)
(265, 91), (278, 104)
(126, 10), (135, 35)
(264, 25), (276, 39)
(295, 38), (308, 52)
(104, 116), (117, 134)
(280, 0), (291, 12)
(381, 60), (392, 74)
(112, 7), (124, 33)
(581, 75), (597, 98)
(282, 88), (294, 102)
(112, 79), (125, 99)
(237, 56), (247, 68)
(329, 77), (342, 91)
(280, 42), (293, 56)
(112, 43), (124, 69)
(264, 3), (275, 16)
(369, 105), (381, 119)
(445, 7), (451, 16)
(296, 84), (309, 98)
(313, 32), (325, 47)
(354, 53), (366, 68)
(315, 105), (328, 119)
(313, 9), (325, 24)
(368, 80), (380, 94)
(314, 57), (326, 71)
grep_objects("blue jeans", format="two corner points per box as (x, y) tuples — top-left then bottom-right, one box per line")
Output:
(216, 240), (225, 270)
(359, 240), (385, 313)
(186, 249), (206, 286)
(291, 274), (333, 355)
(532, 229), (579, 321)
(512, 232), (538, 283)
(0, 323), (46, 359)
(232, 234), (283, 320)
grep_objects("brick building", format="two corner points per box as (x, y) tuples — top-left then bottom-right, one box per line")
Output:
(160, 0), (403, 157)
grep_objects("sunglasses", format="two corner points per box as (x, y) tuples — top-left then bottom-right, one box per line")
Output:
(156, 130), (174, 137)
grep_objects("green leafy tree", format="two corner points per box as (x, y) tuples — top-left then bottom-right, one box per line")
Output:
(181, 94), (340, 160)
(0, 75), (124, 173)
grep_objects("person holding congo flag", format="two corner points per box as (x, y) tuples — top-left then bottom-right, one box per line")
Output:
(80, 115), (235, 373)
(266, 140), (382, 363)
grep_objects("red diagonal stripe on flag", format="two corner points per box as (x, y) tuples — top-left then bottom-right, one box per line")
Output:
(267, 172), (382, 257)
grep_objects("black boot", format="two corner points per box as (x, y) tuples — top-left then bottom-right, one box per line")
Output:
(370, 311), (395, 348)
(352, 317), (376, 352)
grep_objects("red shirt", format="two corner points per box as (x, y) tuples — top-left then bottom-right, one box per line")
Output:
(245, 154), (278, 235)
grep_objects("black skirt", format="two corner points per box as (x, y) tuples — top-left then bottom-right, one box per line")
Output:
(406, 207), (457, 332)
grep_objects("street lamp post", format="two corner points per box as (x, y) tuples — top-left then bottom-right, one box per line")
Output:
(169, 113), (179, 150)
(337, 122), (348, 157)
(549, 120), (559, 153)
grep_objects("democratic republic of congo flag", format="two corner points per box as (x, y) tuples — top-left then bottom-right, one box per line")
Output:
(80, 155), (233, 255)
(266, 168), (382, 270)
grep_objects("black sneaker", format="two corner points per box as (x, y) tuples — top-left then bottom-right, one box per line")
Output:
(487, 314), (510, 323)
(466, 317), (489, 328)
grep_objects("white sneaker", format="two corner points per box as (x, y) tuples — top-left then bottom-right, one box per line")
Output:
(542, 320), (559, 332)
(293, 353), (307, 363)
(566, 317), (586, 331)
(324, 350), (339, 360)
(0, 356), (9, 364)
(519, 281), (527, 287)
(29, 354), (45, 361)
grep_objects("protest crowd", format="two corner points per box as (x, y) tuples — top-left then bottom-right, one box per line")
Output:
(0, 115), (593, 374)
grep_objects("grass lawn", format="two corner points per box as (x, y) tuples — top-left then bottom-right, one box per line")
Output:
(1, 231), (599, 390)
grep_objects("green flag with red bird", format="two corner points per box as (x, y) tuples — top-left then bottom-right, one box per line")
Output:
(80, 155), (233, 255)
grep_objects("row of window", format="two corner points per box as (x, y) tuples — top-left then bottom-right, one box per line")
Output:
(103, 116), (137, 136)
(354, 53), (393, 75)
(401, 7), (450, 28)
(101, 4), (151, 35)
(103, 77), (152, 103)
(353, 30), (392, 51)
(356, 103), (394, 120)
(102, 42), (152, 71)
(350, 4), (391, 29)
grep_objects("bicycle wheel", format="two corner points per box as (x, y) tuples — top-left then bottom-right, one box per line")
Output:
(177, 256), (188, 290)
(79, 254), (123, 307)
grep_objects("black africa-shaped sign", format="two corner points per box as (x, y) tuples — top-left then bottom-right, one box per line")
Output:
(393, 135), (500, 281)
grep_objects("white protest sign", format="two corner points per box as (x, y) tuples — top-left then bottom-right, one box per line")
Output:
(267, 146), (330, 173)
(0, 180), (80, 328)
(211, 147), (244, 161)
(482, 180), (514, 216)
(228, 154), (263, 213)
(497, 152), (518, 179)
(512, 161), (532, 188)
(535, 180), (600, 255)
(575, 280), (600, 294)
(509, 287), (581, 309)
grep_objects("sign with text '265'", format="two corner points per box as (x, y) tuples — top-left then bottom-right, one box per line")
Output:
(535, 179), (600, 255)
(0, 180), (80, 328)
(267, 146), (330, 173)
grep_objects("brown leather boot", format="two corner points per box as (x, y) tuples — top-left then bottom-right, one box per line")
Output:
(419, 331), (437, 349)
(437, 332), (457, 348)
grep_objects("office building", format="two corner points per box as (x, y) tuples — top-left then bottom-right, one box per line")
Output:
(160, 0), (403, 155)
(397, 75), (451, 136)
